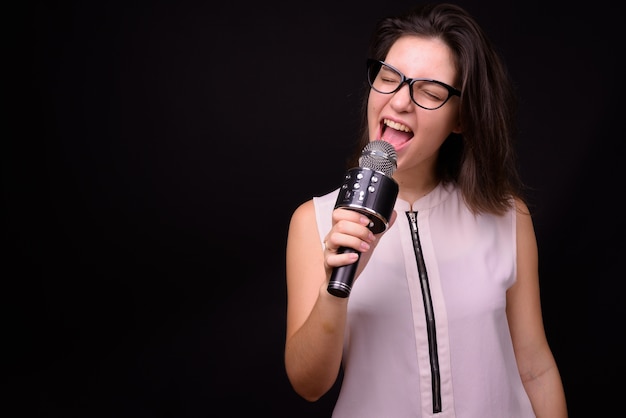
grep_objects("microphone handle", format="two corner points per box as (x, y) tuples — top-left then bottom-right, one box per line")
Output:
(327, 247), (361, 298)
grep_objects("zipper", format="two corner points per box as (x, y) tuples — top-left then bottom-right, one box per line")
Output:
(406, 211), (442, 413)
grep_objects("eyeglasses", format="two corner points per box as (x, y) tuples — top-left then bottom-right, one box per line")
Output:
(366, 59), (461, 110)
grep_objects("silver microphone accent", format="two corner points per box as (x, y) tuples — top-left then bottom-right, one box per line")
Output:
(328, 140), (399, 298)
(358, 140), (398, 177)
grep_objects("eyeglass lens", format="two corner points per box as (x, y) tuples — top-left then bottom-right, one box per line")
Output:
(368, 61), (452, 110)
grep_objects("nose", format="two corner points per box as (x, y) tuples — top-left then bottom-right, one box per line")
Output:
(389, 81), (414, 111)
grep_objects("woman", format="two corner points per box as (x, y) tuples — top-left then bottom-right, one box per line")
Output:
(284, 3), (567, 417)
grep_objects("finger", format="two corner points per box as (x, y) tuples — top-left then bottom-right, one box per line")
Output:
(332, 208), (372, 227)
(324, 232), (372, 255)
(324, 247), (360, 270)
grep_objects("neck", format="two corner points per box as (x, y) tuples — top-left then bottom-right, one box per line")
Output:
(393, 167), (439, 204)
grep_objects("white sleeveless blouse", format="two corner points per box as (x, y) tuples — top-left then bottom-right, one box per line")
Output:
(313, 182), (535, 418)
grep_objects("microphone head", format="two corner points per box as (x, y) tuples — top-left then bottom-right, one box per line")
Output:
(334, 140), (398, 233)
(358, 140), (397, 177)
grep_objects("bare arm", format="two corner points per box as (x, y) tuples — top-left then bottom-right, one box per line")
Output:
(507, 199), (568, 417)
(284, 200), (392, 401)
(284, 199), (347, 401)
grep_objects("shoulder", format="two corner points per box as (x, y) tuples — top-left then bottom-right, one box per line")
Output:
(513, 198), (534, 237)
(512, 197), (538, 285)
(291, 199), (315, 223)
(290, 187), (337, 220)
(289, 190), (339, 242)
(513, 197), (530, 216)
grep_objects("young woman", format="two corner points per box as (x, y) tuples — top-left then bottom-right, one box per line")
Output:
(284, 3), (567, 417)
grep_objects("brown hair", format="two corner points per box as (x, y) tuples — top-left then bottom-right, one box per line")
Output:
(350, 3), (524, 215)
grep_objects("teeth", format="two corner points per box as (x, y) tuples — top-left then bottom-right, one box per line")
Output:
(384, 119), (411, 132)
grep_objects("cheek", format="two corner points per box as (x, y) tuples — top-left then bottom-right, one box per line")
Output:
(367, 96), (381, 136)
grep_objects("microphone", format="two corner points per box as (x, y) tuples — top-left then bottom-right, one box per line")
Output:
(327, 140), (399, 298)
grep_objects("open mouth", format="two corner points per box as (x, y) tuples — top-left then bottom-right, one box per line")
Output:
(381, 118), (413, 148)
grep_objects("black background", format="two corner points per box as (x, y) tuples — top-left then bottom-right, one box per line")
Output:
(7, 0), (625, 416)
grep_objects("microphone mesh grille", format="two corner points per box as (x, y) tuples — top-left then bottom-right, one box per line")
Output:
(358, 140), (398, 177)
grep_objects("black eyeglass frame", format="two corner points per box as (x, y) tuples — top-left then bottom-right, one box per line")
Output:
(366, 59), (462, 110)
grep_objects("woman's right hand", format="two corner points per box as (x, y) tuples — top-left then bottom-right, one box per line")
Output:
(322, 208), (397, 282)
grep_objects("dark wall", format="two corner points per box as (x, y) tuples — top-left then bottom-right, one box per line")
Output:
(7, 1), (624, 416)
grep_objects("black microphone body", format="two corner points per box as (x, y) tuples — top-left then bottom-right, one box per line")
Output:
(327, 140), (399, 298)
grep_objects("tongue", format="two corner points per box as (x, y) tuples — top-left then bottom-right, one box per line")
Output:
(382, 127), (412, 148)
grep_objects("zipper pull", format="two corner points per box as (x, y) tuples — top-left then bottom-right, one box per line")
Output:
(407, 211), (418, 232)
